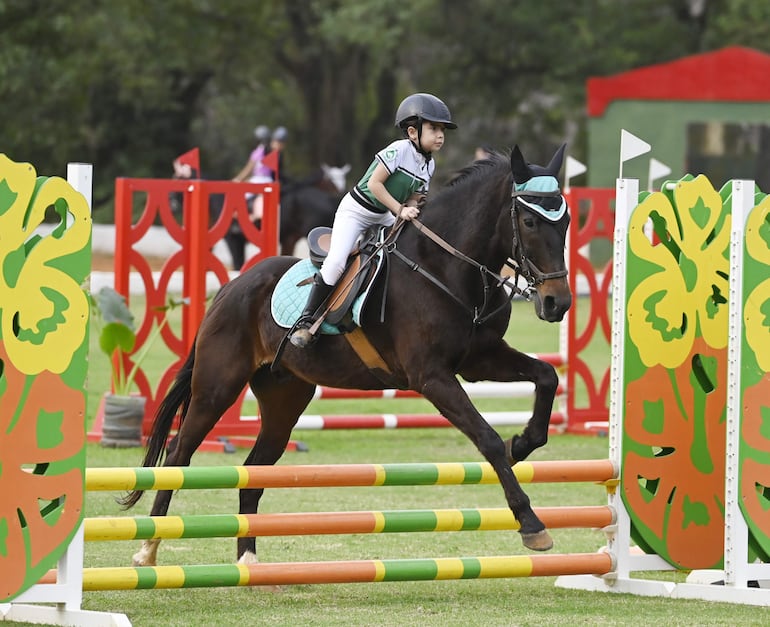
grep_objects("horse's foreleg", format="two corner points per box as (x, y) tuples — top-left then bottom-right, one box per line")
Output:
(505, 357), (558, 463)
(459, 343), (559, 463)
(237, 372), (316, 564)
(421, 376), (552, 552)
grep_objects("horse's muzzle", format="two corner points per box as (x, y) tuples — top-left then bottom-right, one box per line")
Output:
(532, 285), (572, 322)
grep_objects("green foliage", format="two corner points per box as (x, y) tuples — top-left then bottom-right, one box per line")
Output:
(5, 0), (770, 217)
(90, 286), (183, 396)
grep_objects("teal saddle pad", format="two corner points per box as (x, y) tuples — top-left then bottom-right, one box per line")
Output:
(271, 258), (372, 335)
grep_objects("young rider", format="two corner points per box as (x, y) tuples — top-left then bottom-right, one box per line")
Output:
(290, 92), (457, 348)
(232, 125), (273, 185)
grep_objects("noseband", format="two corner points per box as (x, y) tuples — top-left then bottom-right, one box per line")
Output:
(509, 189), (568, 297)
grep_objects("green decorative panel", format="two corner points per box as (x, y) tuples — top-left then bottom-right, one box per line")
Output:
(0, 155), (91, 601)
(621, 174), (730, 570)
(738, 194), (770, 561)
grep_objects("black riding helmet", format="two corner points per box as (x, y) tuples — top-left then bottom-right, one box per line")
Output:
(395, 93), (456, 157)
(395, 93), (457, 131)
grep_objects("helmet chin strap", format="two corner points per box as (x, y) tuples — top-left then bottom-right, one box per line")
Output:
(411, 118), (433, 161)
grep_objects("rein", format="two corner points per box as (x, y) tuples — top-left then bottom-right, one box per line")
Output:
(390, 188), (567, 327)
(391, 218), (521, 326)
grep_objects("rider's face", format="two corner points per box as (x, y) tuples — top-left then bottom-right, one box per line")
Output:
(408, 121), (445, 153)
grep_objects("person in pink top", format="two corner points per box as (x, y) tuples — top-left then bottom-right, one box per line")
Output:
(233, 124), (274, 182)
(227, 125), (277, 269)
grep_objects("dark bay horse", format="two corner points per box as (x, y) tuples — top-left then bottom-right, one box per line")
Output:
(124, 144), (572, 568)
(279, 164), (350, 255)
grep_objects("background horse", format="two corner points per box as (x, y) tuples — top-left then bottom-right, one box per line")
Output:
(124, 144), (572, 569)
(279, 163), (350, 255)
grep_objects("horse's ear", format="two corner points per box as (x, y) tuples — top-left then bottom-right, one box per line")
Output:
(545, 143), (567, 177)
(342, 164), (351, 174)
(510, 145), (531, 184)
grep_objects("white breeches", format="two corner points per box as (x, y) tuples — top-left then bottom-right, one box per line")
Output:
(319, 193), (395, 285)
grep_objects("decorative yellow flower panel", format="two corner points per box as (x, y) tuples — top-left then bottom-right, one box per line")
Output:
(626, 175), (730, 369)
(738, 193), (770, 561)
(622, 175), (730, 570)
(0, 155), (91, 374)
(0, 154), (90, 602)
(743, 194), (770, 373)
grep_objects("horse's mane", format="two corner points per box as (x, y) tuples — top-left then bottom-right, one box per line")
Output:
(425, 151), (512, 236)
(445, 151), (510, 189)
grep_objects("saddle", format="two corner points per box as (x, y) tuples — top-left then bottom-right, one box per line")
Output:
(270, 225), (394, 380)
(305, 225), (388, 327)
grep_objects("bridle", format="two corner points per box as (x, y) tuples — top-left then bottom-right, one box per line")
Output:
(508, 188), (569, 296)
(389, 187), (569, 325)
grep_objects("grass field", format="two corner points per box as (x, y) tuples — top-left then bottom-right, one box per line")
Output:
(75, 434), (763, 627)
(27, 295), (762, 626)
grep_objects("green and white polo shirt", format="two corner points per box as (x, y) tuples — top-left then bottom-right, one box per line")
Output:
(351, 139), (434, 213)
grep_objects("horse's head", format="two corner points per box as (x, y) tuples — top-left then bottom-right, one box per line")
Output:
(509, 144), (572, 322)
(321, 163), (351, 195)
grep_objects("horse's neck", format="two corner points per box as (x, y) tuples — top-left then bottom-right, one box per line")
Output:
(420, 190), (511, 274)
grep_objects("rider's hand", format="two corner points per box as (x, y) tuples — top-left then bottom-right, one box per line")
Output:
(399, 204), (420, 221)
(405, 192), (427, 208)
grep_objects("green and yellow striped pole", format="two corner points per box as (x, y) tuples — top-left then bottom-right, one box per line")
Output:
(81, 553), (614, 590)
(85, 459), (617, 492)
(84, 506), (614, 541)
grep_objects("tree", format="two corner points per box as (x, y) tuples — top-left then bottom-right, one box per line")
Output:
(3, 0), (770, 218)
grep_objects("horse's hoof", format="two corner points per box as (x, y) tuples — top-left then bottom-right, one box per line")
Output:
(238, 550), (282, 593)
(131, 553), (155, 567)
(238, 551), (259, 565)
(520, 529), (553, 552)
(132, 540), (160, 566)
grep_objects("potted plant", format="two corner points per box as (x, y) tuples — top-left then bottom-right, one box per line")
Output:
(91, 286), (183, 447)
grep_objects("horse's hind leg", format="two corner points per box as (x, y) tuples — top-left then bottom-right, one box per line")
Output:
(132, 358), (255, 566)
(237, 368), (316, 564)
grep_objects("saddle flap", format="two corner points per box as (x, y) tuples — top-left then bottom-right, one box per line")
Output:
(307, 225), (388, 326)
(324, 254), (375, 325)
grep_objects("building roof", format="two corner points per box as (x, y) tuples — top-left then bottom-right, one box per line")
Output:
(587, 46), (770, 117)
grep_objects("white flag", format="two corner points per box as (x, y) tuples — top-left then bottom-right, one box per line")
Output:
(619, 129), (651, 178)
(648, 158), (672, 191)
(565, 156), (587, 188)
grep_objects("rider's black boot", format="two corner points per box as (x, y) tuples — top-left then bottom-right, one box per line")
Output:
(290, 273), (334, 348)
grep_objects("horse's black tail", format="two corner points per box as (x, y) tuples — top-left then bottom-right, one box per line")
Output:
(118, 341), (197, 509)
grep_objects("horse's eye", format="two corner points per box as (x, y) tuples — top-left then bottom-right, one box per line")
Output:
(522, 217), (536, 229)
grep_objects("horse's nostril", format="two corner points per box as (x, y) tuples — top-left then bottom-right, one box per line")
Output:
(540, 293), (571, 321)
